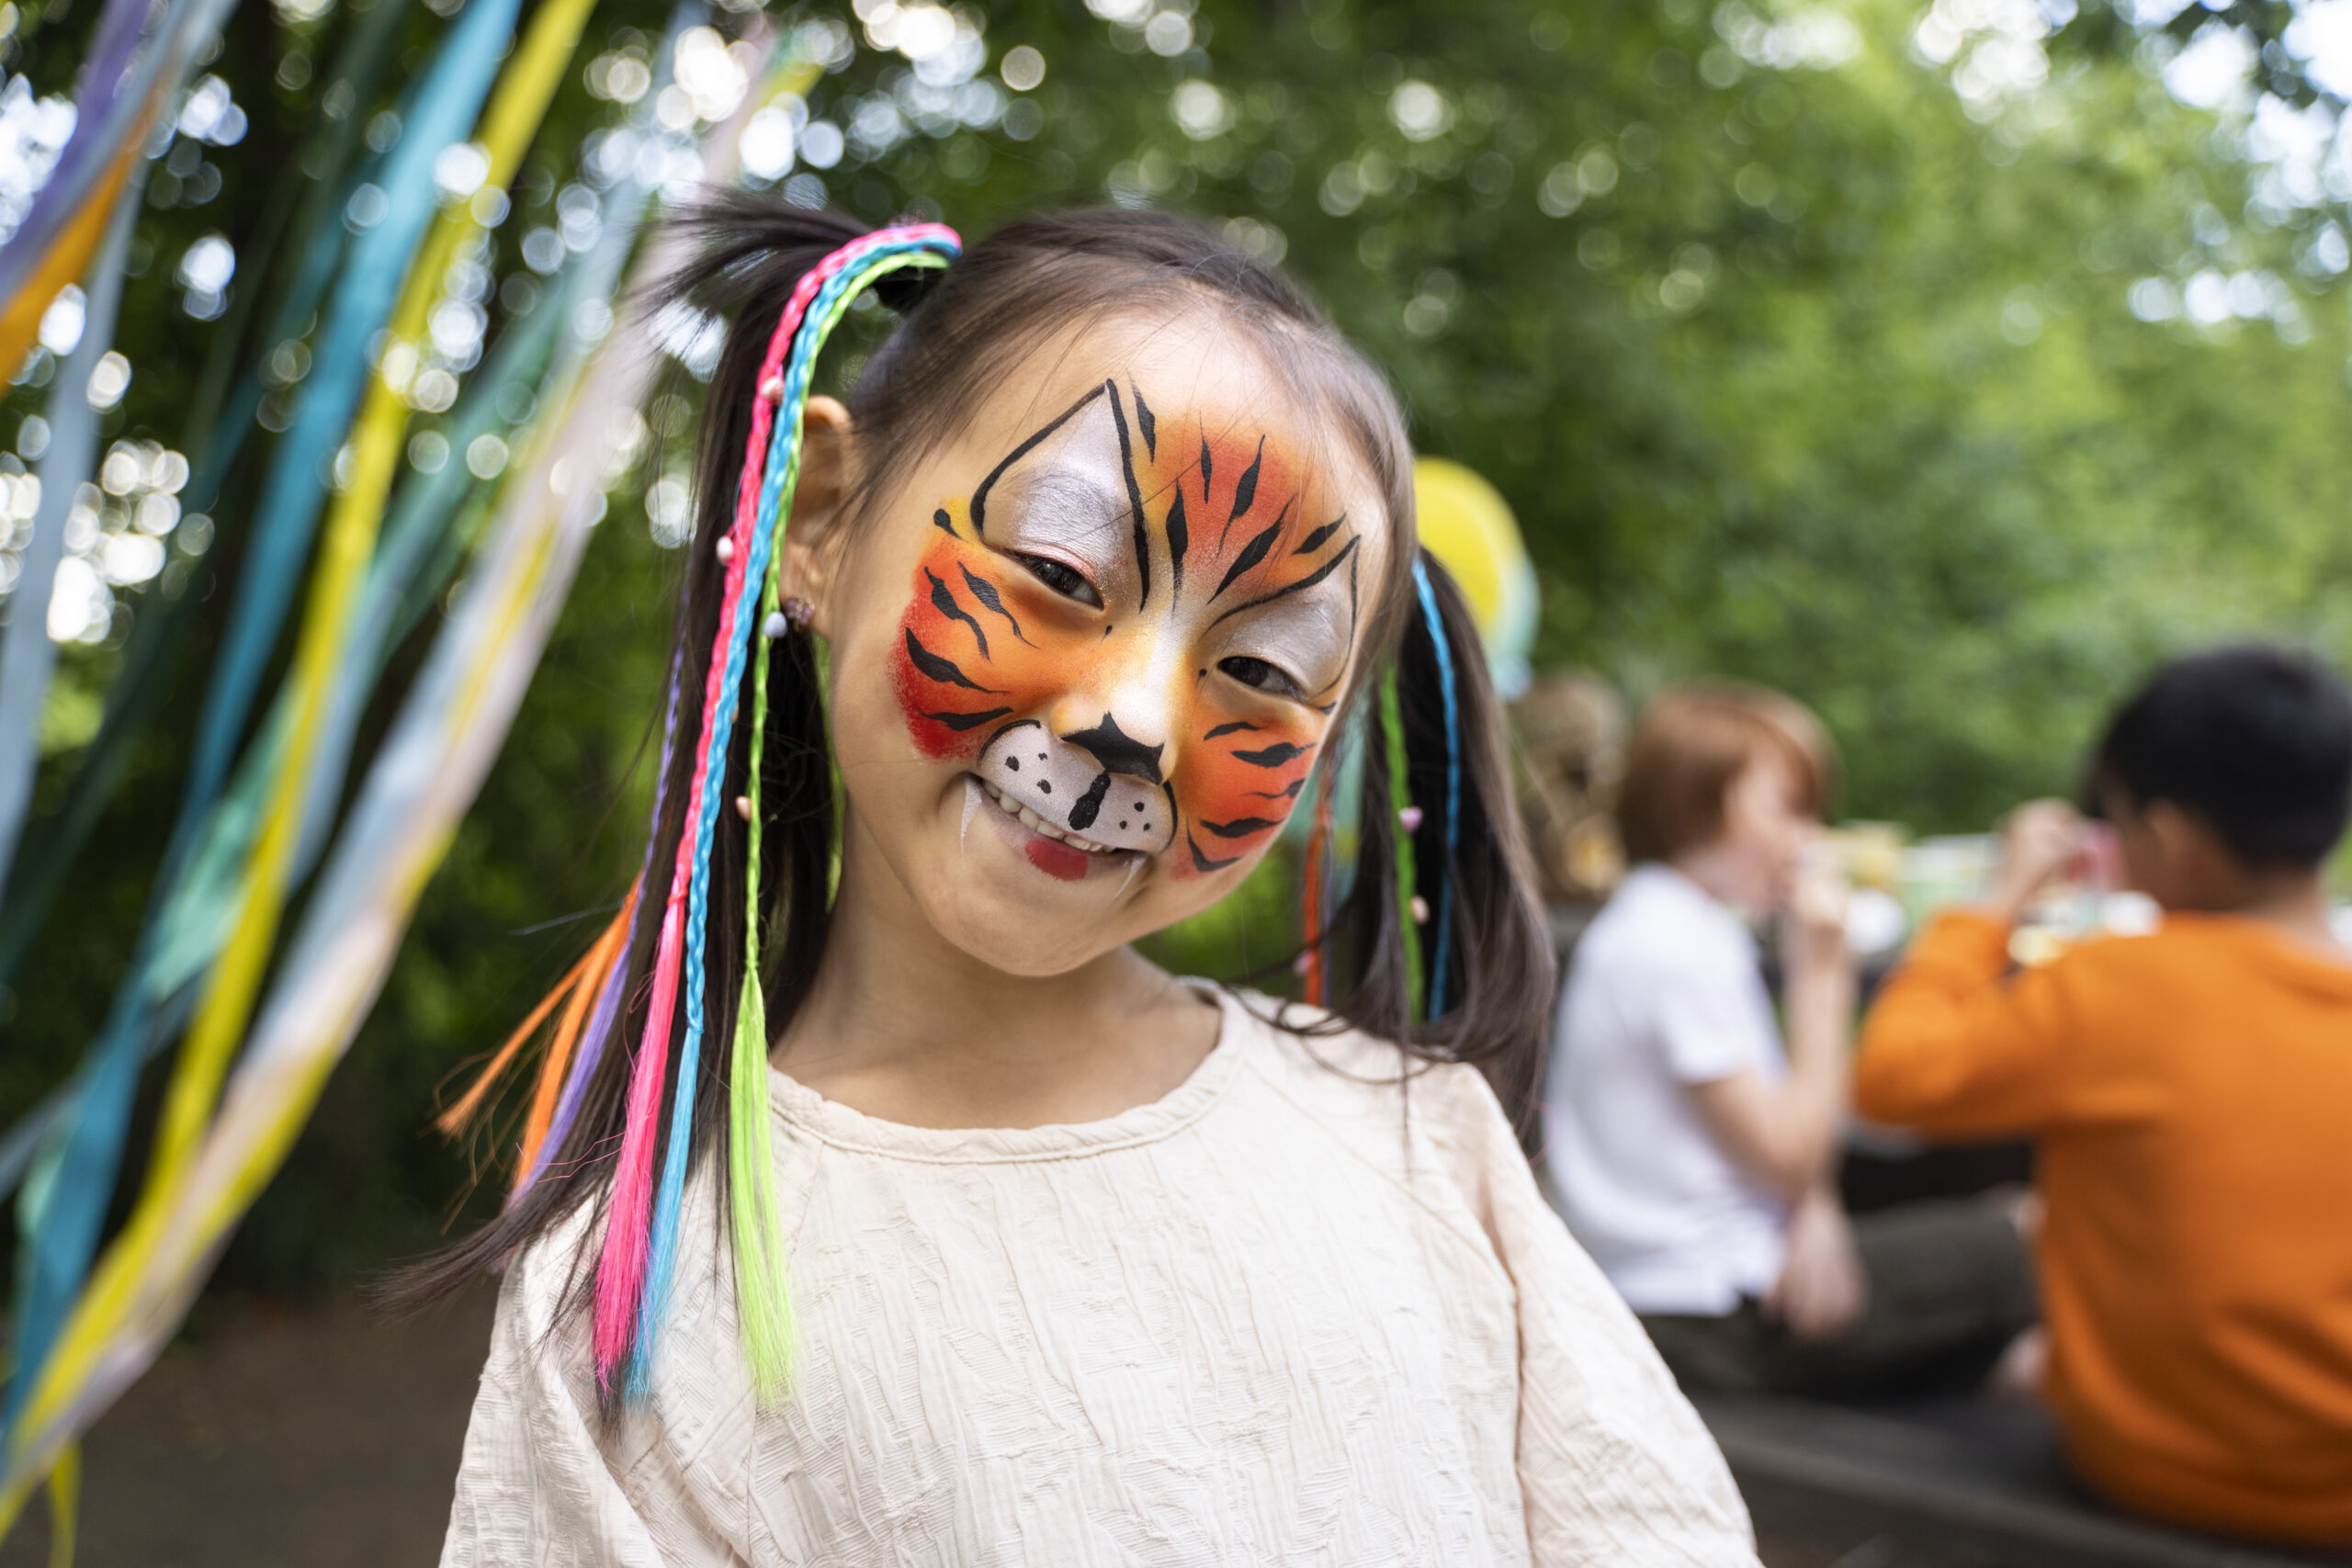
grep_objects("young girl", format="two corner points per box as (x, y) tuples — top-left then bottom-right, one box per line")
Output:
(1547, 685), (2033, 1397)
(421, 199), (1754, 1564)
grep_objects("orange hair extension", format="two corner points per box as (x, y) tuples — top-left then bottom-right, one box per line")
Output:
(514, 888), (637, 1180)
(435, 898), (629, 1142)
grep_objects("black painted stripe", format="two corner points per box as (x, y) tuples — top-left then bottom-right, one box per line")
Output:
(1232, 740), (1309, 768)
(1068, 771), (1112, 832)
(1229, 437), (1263, 513)
(1199, 816), (1280, 839)
(904, 627), (1002, 693)
(1105, 379), (1150, 610)
(1165, 488), (1188, 599)
(1249, 778), (1306, 800)
(1135, 387), (1156, 458)
(1294, 514), (1346, 556)
(1188, 834), (1241, 873)
(1209, 535), (1360, 630)
(958, 565), (1030, 644)
(922, 706), (1012, 731)
(969, 383), (1106, 537)
(933, 507), (957, 536)
(1211, 513), (1285, 602)
(1204, 720), (1259, 739)
(926, 569), (989, 659)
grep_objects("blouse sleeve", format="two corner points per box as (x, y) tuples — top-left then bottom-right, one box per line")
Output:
(1435, 1066), (1761, 1566)
(1853, 909), (2073, 1137)
(439, 1236), (669, 1568)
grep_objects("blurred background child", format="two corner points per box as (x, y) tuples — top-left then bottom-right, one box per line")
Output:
(1545, 683), (2036, 1396)
(1856, 646), (2352, 1547)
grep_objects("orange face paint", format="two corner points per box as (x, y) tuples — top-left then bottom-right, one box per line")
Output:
(890, 379), (1361, 878)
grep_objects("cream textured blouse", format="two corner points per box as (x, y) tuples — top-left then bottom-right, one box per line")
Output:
(440, 987), (1757, 1566)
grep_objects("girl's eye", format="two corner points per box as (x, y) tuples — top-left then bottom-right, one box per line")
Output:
(1012, 552), (1102, 609)
(1219, 655), (1306, 702)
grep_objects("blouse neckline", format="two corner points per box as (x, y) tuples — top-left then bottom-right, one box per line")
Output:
(766, 982), (1254, 1165)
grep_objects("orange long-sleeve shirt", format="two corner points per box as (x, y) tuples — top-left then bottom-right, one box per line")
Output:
(1856, 909), (2352, 1546)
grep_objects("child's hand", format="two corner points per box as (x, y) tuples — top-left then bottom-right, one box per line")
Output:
(1781, 866), (1853, 982)
(1765, 1187), (1867, 1343)
(1984, 798), (2085, 921)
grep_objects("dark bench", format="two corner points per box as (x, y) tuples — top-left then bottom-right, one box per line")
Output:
(1697, 1393), (2350, 1568)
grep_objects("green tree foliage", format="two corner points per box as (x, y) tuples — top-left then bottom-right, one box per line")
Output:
(1, 0), (2346, 1287)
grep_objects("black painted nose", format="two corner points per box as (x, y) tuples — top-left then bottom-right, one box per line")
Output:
(1063, 712), (1164, 785)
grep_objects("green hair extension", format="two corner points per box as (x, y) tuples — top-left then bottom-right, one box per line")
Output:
(728, 250), (949, 1401)
(1380, 665), (1424, 1021)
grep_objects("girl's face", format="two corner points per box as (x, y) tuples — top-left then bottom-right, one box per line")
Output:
(801, 312), (1388, 976)
(1709, 750), (1818, 912)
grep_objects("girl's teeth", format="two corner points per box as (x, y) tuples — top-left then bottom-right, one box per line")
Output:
(979, 775), (1119, 857)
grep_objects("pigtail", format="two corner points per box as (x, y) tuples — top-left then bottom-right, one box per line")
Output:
(1308, 552), (1555, 1140)
(389, 202), (960, 1407)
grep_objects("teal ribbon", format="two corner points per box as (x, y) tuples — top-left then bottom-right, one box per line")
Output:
(1, 0), (526, 1447)
(0, 0), (414, 1001)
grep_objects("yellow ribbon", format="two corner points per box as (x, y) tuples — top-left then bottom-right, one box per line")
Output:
(0, 0), (598, 1520)
(40, 1443), (73, 1568)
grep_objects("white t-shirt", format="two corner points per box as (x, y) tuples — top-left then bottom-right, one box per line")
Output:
(443, 986), (1757, 1567)
(1543, 864), (1790, 1315)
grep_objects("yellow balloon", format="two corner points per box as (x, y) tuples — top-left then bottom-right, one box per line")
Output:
(1412, 457), (1538, 696)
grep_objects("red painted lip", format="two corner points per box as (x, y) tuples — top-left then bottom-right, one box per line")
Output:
(1023, 837), (1091, 881)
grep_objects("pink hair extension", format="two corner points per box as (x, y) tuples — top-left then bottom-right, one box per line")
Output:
(590, 229), (922, 1390)
(591, 895), (684, 1382)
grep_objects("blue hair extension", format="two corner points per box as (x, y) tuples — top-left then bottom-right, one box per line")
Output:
(629, 231), (957, 1395)
(1411, 556), (1461, 1019)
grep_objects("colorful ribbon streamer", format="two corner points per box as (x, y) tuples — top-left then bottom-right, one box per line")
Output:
(0, 0), (530, 1461)
(0, 15), (775, 1520)
(0, 0), (239, 380)
(0, 164), (145, 905)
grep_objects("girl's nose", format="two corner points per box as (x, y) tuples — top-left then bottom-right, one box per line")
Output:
(1052, 632), (1187, 784)
(1060, 711), (1164, 784)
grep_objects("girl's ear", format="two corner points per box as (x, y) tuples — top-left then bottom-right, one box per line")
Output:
(780, 395), (856, 633)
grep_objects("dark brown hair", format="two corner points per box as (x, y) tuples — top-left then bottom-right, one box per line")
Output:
(390, 197), (1555, 1339)
(1617, 682), (1838, 864)
(2088, 644), (2352, 868)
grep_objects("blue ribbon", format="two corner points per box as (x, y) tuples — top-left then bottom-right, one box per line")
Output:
(1411, 557), (1460, 1019)
(1, 0), (524, 1447)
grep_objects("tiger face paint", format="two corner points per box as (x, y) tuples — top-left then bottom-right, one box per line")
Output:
(891, 377), (1362, 885)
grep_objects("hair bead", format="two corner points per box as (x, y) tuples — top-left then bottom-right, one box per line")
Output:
(715, 536), (736, 563)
